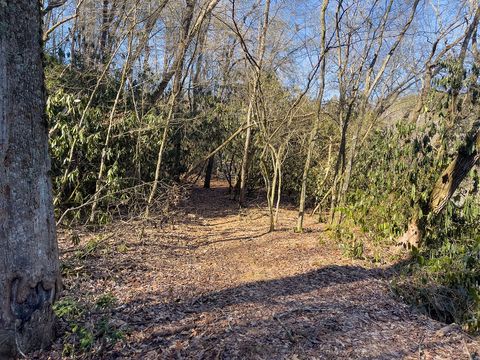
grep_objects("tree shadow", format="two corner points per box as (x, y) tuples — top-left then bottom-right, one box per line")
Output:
(179, 183), (270, 221)
(180, 185), (240, 218)
(108, 262), (476, 359)
(188, 230), (271, 249)
(57, 183), (478, 358)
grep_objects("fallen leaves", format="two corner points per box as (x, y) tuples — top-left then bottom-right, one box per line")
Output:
(41, 182), (480, 359)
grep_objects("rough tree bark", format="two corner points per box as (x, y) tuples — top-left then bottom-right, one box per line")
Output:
(0, 1), (60, 357)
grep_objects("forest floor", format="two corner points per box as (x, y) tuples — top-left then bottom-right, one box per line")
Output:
(39, 180), (480, 359)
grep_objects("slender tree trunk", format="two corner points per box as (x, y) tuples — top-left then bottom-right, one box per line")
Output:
(269, 151), (279, 231)
(204, 155), (214, 189)
(330, 105), (351, 223)
(69, 1), (79, 64)
(99, 0), (110, 61)
(171, 0), (196, 181)
(149, 0), (220, 103)
(191, 13), (210, 110)
(337, 103), (369, 219)
(296, 117), (319, 231)
(239, 0), (271, 206)
(127, 77), (143, 182)
(239, 98), (254, 206)
(90, 29), (134, 221)
(296, 0), (329, 232)
(146, 92), (177, 216)
(227, 154), (234, 193)
(449, 5), (480, 123)
(274, 153), (283, 225)
(259, 148), (276, 232)
(0, 1), (60, 356)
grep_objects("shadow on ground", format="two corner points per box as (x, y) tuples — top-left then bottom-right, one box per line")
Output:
(109, 262), (471, 359)
(53, 183), (478, 359)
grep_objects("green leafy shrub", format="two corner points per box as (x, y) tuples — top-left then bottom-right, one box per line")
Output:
(394, 197), (480, 331)
(45, 58), (184, 224)
(337, 56), (480, 331)
(54, 295), (125, 357)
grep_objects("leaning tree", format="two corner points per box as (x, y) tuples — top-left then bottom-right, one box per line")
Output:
(0, 1), (60, 357)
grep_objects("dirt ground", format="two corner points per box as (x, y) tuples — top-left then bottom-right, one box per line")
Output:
(39, 181), (480, 359)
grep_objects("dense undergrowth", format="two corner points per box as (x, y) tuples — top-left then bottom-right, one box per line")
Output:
(45, 57), (313, 226)
(326, 56), (480, 332)
(335, 117), (480, 331)
(46, 57), (215, 224)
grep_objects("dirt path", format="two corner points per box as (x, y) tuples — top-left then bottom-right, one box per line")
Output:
(45, 182), (479, 359)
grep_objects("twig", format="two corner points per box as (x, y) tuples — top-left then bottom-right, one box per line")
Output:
(56, 182), (154, 226)
(275, 307), (324, 319)
(462, 339), (473, 360)
(417, 334), (425, 359)
(273, 315), (296, 343)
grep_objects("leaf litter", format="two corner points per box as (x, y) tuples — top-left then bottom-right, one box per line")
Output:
(38, 181), (480, 359)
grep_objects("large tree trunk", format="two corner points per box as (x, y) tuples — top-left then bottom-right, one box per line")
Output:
(0, 1), (60, 357)
(398, 120), (480, 249)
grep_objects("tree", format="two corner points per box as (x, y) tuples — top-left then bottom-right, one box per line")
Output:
(296, 0), (330, 232)
(398, 4), (480, 249)
(329, 0), (420, 225)
(0, 1), (60, 356)
(235, 0), (271, 207)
